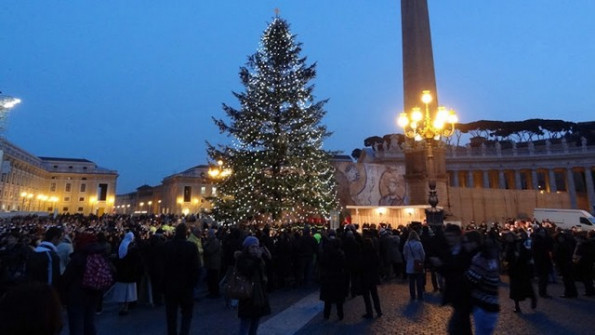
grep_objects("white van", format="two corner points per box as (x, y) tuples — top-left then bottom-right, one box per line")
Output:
(533, 208), (595, 231)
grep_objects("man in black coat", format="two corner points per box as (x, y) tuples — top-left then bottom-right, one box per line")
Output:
(531, 226), (554, 298)
(162, 223), (200, 335)
(430, 224), (473, 335)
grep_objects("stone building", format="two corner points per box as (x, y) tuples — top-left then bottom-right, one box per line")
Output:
(0, 138), (118, 215)
(336, 136), (595, 227)
(115, 165), (216, 215)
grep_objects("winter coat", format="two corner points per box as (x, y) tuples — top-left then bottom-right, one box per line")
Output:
(235, 251), (271, 319)
(403, 240), (425, 274)
(436, 242), (473, 308)
(162, 237), (200, 298)
(203, 236), (222, 270)
(505, 239), (534, 301)
(318, 238), (347, 303)
(361, 242), (381, 288)
(115, 244), (143, 283)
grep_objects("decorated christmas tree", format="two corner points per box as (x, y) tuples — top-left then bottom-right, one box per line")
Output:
(207, 15), (338, 225)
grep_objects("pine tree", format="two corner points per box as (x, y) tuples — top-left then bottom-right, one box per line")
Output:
(207, 16), (337, 225)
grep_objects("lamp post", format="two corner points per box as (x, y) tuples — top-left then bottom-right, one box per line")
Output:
(397, 90), (458, 225)
(208, 160), (232, 179)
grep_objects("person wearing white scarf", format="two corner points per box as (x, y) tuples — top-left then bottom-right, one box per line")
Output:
(113, 231), (138, 316)
(118, 232), (135, 259)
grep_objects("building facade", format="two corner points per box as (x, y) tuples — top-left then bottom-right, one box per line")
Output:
(115, 165), (217, 215)
(338, 136), (595, 227)
(0, 138), (118, 215)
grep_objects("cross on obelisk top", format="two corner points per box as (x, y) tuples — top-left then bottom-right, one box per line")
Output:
(274, 8), (280, 16)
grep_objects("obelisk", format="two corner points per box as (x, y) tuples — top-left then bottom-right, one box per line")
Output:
(401, 0), (438, 113)
(401, 0), (447, 218)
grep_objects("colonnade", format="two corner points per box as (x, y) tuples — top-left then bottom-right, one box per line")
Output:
(449, 166), (595, 212)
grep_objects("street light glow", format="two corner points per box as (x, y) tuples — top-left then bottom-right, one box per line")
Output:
(0, 96), (21, 109)
(397, 90), (457, 141)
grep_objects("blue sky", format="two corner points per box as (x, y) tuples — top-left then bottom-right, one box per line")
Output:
(1, 1), (594, 193)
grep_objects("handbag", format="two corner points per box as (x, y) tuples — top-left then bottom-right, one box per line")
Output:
(225, 266), (254, 300)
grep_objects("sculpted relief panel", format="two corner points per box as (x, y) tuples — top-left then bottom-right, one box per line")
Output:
(334, 162), (408, 206)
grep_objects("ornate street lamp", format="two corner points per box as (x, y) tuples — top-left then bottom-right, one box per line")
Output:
(208, 160), (232, 179)
(397, 90), (458, 224)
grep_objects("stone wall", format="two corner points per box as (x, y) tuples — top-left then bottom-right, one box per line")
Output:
(447, 187), (571, 223)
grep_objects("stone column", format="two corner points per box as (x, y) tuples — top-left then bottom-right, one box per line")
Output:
(452, 170), (460, 187)
(548, 169), (558, 193)
(515, 170), (522, 190)
(499, 170), (506, 189)
(566, 168), (578, 209)
(483, 170), (490, 189)
(531, 169), (539, 190)
(467, 170), (474, 188)
(584, 166), (595, 212)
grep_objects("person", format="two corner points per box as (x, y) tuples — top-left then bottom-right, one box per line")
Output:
(465, 233), (500, 335)
(573, 230), (595, 296)
(236, 236), (271, 335)
(431, 224), (473, 335)
(187, 226), (204, 300)
(342, 227), (363, 298)
(403, 230), (425, 301)
(553, 229), (578, 298)
(145, 228), (166, 307)
(378, 228), (400, 280)
(112, 231), (143, 316)
(504, 230), (537, 313)
(0, 281), (63, 335)
(318, 230), (347, 321)
(27, 226), (62, 289)
(360, 237), (382, 318)
(0, 230), (31, 293)
(61, 232), (105, 335)
(295, 226), (317, 286)
(203, 228), (222, 298)
(56, 229), (74, 275)
(531, 225), (554, 298)
(162, 223), (200, 335)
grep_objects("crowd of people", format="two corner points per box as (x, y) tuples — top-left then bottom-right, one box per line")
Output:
(0, 213), (594, 335)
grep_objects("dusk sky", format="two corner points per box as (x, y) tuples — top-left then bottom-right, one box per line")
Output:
(1, 1), (594, 193)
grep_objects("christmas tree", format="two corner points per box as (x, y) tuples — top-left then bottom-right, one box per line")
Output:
(207, 16), (338, 225)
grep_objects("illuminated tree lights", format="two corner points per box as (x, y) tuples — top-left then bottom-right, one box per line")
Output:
(207, 16), (338, 225)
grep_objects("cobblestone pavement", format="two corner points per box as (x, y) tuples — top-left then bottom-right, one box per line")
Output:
(87, 275), (595, 335)
(296, 276), (595, 335)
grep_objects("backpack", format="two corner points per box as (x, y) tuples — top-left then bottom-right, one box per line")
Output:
(81, 253), (114, 291)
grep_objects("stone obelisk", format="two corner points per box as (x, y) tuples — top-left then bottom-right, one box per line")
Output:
(401, 0), (438, 113)
(401, 0), (448, 219)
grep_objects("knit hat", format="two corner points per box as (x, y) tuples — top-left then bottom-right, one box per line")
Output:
(242, 236), (259, 248)
(379, 228), (388, 236)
